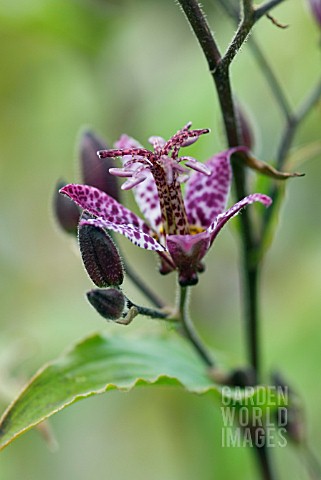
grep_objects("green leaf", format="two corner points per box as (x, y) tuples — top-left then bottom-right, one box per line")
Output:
(0, 333), (219, 451)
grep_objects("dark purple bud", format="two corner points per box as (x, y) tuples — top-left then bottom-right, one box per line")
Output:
(54, 179), (80, 235)
(227, 367), (256, 387)
(79, 130), (120, 202)
(271, 371), (305, 444)
(309, 0), (321, 27)
(78, 224), (124, 287)
(271, 371), (294, 397)
(236, 103), (255, 150)
(86, 288), (126, 321)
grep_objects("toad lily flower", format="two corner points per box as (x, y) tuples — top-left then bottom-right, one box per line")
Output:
(60, 123), (271, 286)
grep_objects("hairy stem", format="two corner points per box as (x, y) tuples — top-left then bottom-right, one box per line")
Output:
(178, 0), (259, 376)
(124, 260), (166, 309)
(217, 0), (293, 121)
(178, 286), (214, 367)
(127, 300), (170, 320)
(176, 2), (282, 478)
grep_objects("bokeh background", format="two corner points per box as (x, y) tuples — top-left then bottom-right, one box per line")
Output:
(1, 1), (320, 479)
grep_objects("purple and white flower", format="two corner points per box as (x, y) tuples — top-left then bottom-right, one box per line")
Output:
(60, 123), (271, 286)
(309, 0), (321, 28)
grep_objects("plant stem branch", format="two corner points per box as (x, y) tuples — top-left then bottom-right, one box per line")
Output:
(178, 0), (260, 376)
(178, 0), (221, 69)
(277, 76), (321, 169)
(176, 2), (279, 478)
(248, 37), (293, 121)
(219, 4), (255, 73)
(262, 77), (321, 238)
(127, 300), (170, 320)
(216, 0), (293, 121)
(124, 260), (166, 309)
(178, 286), (214, 367)
(254, 445), (278, 480)
(255, 0), (286, 20)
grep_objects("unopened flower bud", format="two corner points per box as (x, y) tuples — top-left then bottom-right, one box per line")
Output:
(79, 130), (120, 202)
(271, 371), (305, 444)
(236, 103), (255, 150)
(209, 366), (255, 387)
(87, 288), (126, 321)
(308, 0), (321, 28)
(78, 224), (124, 287)
(228, 367), (256, 387)
(54, 179), (80, 235)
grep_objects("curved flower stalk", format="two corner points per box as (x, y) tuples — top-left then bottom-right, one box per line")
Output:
(60, 123), (272, 286)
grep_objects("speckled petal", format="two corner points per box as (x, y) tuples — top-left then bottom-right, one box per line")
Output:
(60, 184), (150, 234)
(80, 218), (166, 252)
(208, 194), (272, 243)
(133, 171), (163, 233)
(114, 135), (163, 233)
(121, 175), (147, 190)
(185, 150), (233, 229)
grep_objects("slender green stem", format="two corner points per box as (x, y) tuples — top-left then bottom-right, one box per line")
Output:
(178, 0), (260, 376)
(245, 266), (260, 379)
(254, 445), (278, 480)
(127, 300), (170, 320)
(243, 0), (254, 16)
(248, 38), (293, 122)
(176, 2), (280, 479)
(219, 5), (255, 73)
(276, 77), (321, 169)
(255, 0), (286, 20)
(124, 260), (166, 309)
(262, 77), (321, 238)
(178, 286), (214, 367)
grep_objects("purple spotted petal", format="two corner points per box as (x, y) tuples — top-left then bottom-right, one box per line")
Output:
(184, 150), (233, 229)
(114, 135), (163, 233)
(60, 184), (151, 234)
(80, 218), (166, 252)
(133, 171), (163, 233)
(166, 231), (211, 286)
(208, 194), (272, 243)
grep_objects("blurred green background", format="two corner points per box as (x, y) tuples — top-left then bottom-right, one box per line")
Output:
(1, 0), (320, 479)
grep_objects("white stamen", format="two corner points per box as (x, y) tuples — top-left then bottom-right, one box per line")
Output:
(109, 168), (134, 177)
(181, 156), (211, 176)
(121, 175), (147, 190)
(181, 136), (199, 147)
